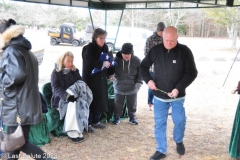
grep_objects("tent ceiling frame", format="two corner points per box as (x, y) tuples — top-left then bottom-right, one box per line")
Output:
(9, 0), (238, 9)
(8, 0), (237, 52)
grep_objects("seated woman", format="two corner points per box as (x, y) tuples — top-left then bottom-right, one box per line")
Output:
(51, 51), (91, 143)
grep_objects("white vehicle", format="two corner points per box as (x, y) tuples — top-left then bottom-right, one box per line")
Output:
(104, 26), (152, 57)
(83, 24), (94, 43)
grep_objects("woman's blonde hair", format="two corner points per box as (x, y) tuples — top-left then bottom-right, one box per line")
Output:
(55, 51), (76, 72)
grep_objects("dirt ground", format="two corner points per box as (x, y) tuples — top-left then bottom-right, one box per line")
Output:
(18, 32), (240, 160)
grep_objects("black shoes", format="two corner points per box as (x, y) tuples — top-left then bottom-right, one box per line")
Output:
(87, 125), (95, 133)
(129, 118), (138, 125)
(150, 142), (185, 160)
(69, 137), (85, 143)
(113, 116), (120, 125)
(176, 142), (185, 155)
(150, 151), (166, 160)
(85, 123), (106, 133)
(92, 122), (106, 129)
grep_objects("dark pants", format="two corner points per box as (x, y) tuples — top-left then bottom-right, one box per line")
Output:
(89, 112), (101, 125)
(114, 93), (137, 119)
(6, 125), (46, 160)
(148, 71), (155, 105)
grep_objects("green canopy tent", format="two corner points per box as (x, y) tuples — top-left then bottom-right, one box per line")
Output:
(7, 0), (240, 156)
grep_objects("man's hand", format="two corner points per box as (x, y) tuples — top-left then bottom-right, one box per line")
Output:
(167, 88), (179, 98)
(147, 80), (157, 90)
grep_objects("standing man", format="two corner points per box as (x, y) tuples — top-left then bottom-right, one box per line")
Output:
(140, 26), (198, 159)
(112, 43), (143, 125)
(144, 22), (166, 111)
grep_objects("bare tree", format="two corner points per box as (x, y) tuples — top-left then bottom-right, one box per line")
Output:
(203, 7), (240, 48)
(167, 3), (188, 27)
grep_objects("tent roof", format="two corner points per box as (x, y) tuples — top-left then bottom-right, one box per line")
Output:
(10, 0), (239, 9)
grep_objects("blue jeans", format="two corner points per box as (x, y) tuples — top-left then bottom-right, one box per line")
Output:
(148, 71), (155, 105)
(153, 97), (186, 154)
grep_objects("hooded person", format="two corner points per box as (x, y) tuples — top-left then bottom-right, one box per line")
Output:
(112, 43), (143, 125)
(144, 21), (166, 111)
(0, 19), (55, 160)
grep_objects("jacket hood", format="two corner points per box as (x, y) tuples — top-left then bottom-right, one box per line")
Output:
(0, 25), (31, 50)
(116, 51), (135, 59)
(116, 51), (122, 58)
(115, 51), (139, 76)
(153, 31), (161, 37)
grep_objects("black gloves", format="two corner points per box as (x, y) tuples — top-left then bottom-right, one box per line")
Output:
(67, 95), (77, 102)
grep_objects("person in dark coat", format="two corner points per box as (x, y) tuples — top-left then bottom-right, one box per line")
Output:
(140, 26), (198, 159)
(144, 21), (166, 111)
(112, 43), (143, 125)
(229, 83), (240, 159)
(82, 28), (114, 133)
(51, 51), (84, 143)
(0, 19), (55, 160)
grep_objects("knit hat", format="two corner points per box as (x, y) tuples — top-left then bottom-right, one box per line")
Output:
(156, 22), (166, 32)
(121, 43), (133, 54)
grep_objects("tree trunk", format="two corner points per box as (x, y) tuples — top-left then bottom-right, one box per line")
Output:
(131, 10), (134, 27)
(216, 25), (220, 37)
(228, 23), (234, 40)
(231, 22), (239, 49)
(206, 24), (210, 38)
(201, 19), (204, 37)
(191, 23), (194, 37)
(188, 23), (190, 37)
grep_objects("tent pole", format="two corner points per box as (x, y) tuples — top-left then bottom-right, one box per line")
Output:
(223, 47), (240, 87)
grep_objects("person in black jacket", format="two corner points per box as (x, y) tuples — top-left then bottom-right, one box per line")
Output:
(82, 28), (114, 133)
(140, 26), (198, 160)
(51, 51), (85, 143)
(144, 22), (166, 111)
(0, 19), (55, 160)
(112, 43), (143, 125)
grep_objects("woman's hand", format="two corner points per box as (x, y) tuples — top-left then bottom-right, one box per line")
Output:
(105, 61), (111, 68)
(109, 76), (114, 82)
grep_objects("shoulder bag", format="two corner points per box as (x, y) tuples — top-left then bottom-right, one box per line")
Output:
(0, 98), (25, 152)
